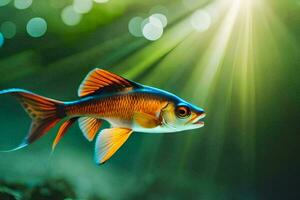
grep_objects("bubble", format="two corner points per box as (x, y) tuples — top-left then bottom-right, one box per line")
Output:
(149, 13), (167, 28)
(1, 21), (17, 39)
(142, 22), (163, 41)
(14, 0), (32, 10)
(190, 9), (211, 32)
(26, 17), (47, 38)
(128, 17), (144, 37)
(0, 0), (11, 7)
(94, 0), (109, 3)
(61, 5), (82, 26)
(0, 33), (5, 47)
(73, 0), (93, 14)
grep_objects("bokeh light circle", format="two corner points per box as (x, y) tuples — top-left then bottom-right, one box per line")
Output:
(0, 33), (4, 47)
(61, 6), (82, 26)
(14, 0), (32, 10)
(149, 13), (167, 28)
(149, 15), (163, 28)
(128, 17), (144, 37)
(0, 0), (11, 7)
(1, 21), (17, 39)
(141, 18), (151, 29)
(94, 0), (109, 3)
(142, 22), (163, 41)
(26, 17), (47, 38)
(73, 0), (93, 14)
(190, 9), (211, 32)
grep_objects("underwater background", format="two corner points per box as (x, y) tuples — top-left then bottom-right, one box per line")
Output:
(0, 0), (299, 199)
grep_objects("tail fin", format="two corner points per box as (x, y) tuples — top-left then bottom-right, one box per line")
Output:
(0, 88), (67, 151)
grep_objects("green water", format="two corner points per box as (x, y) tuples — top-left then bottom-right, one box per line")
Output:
(0, 0), (299, 199)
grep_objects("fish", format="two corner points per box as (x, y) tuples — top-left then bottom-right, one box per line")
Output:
(0, 68), (205, 164)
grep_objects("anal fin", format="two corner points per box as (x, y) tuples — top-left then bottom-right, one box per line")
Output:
(95, 128), (132, 165)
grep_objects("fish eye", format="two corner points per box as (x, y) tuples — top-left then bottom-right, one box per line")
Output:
(175, 105), (191, 118)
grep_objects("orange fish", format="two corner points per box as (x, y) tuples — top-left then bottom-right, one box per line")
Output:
(0, 68), (205, 164)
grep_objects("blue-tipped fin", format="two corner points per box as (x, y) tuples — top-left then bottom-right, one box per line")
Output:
(0, 141), (28, 152)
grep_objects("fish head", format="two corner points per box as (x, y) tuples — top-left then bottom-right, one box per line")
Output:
(160, 100), (205, 132)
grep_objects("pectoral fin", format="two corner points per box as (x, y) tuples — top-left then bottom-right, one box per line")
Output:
(78, 117), (103, 141)
(95, 128), (133, 165)
(133, 112), (160, 128)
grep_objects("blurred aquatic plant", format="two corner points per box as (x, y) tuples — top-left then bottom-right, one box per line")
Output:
(0, 178), (107, 200)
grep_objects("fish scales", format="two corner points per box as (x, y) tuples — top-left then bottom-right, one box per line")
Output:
(66, 92), (167, 120)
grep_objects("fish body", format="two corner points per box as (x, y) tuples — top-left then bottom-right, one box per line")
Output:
(66, 86), (204, 133)
(0, 68), (205, 164)
(66, 87), (168, 131)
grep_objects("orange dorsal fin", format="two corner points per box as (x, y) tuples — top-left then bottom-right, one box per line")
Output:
(78, 117), (103, 141)
(94, 128), (133, 165)
(78, 68), (141, 97)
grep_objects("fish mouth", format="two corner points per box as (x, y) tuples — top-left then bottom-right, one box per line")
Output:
(192, 113), (206, 126)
